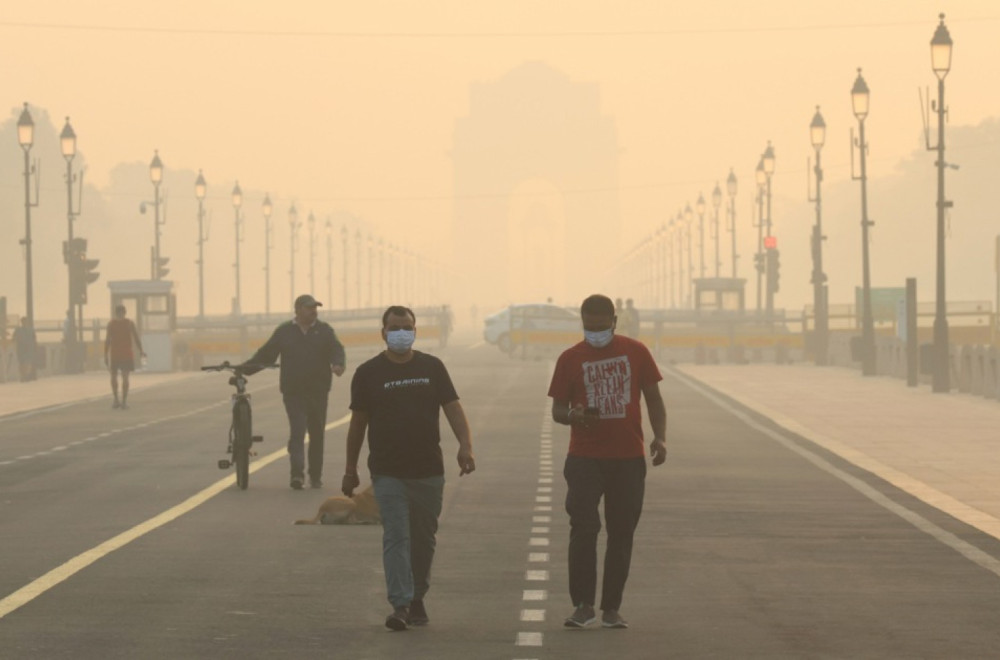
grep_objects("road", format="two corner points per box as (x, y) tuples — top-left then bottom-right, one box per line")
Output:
(2, 342), (1000, 658)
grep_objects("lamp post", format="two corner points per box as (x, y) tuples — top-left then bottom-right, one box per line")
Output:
(17, 103), (38, 330)
(355, 229), (362, 308)
(262, 194), (273, 315)
(308, 212), (316, 294)
(762, 141), (776, 319)
(60, 117), (81, 354)
(378, 237), (385, 306)
(696, 194), (707, 282)
(326, 219), (333, 306)
(753, 158), (766, 314)
(684, 204), (694, 307)
(727, 168), (738, 278)
(148, 151), (165, 280)
(368, 234), (374, 307)
(341, 225), (349, 309)
(809, 106), (829, 365)
(231, 181), (243, 314)
(194, 170), (207, 318)
(930, 14), (953, 392)
(288, 204), (299, 307)
(851, 68), (876, 376)
(711, 183), (722, 278)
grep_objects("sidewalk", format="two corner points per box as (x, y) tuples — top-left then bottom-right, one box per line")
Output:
(0, 371), (199, 419)
(676, 363), (1000, 543)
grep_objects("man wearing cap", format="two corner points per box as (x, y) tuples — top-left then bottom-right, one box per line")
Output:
(244, 294), (346, 489)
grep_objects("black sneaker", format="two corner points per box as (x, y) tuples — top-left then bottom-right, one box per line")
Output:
(290, 477), (304, 490)
(309, 477), (323, 489)
(407, 600), (429, 626)
(564, 603), (596, 628)
(601, 609), (628, 629)
(385, 606), (409, 631)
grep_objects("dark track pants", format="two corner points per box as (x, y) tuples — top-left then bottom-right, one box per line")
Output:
(283, 392), (328, 481)
(564, 455), (646, 612)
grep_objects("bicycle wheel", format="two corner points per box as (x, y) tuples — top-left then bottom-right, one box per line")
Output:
(233, 400), (252, 490)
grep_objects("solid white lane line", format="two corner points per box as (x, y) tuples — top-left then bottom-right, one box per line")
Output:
(0, 412), (352, 620)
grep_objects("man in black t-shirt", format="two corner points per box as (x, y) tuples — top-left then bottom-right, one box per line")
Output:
(343, 305), (475, 631)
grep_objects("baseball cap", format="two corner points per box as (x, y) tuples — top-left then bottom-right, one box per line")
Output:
(294, 294), (322, 308)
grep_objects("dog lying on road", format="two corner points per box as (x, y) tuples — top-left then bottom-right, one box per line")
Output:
(294, 484), (381, 525)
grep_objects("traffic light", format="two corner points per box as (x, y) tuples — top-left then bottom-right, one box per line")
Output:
(156, 256), (170, 279)
(754, 252), (765, 275)
(767, 248), (781, 293)
(68, 237), (100, 305)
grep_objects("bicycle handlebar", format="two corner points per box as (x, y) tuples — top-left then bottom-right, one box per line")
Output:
(200, 361), (278, 373)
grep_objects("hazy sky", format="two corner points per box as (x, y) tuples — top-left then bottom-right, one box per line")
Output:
(3, 1), (1000, 319)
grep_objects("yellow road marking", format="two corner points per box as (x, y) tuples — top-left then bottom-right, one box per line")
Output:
(0, 412), (351, 620)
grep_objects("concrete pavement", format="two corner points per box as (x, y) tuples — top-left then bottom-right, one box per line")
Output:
(676, 363), (1000, 546)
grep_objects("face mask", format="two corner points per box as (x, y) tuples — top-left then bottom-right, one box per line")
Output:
(386, 329), (415, 354)
(584, 328), (614, 348)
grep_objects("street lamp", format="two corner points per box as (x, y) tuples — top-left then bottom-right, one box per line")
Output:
(726, 168), (738, 278)
(195, 170), (207, 318)
(930, 13), (953, 392)
(753, 158), (766, 314)
(368, 234), (374, 307)
(711, 183), (722, 278)
(684, 204), (694, 307)
(60, 117), (80, 357)
(761, 141), (776, 319)
(17, 102), (38, 340)
(851, 68), (876, 376)
(809, 106), (829, 365)
(325, 219), (333, 306)
(341, 225), (348, 309)
(262, 194), (273, 315)
(355, 229), (362, 309)
(288, 204), (299, 307)
(308, 212), (316, 294)
(149, 150), (165, 280)
(231, 181), (243, 314)
(696, 193), (707, 281)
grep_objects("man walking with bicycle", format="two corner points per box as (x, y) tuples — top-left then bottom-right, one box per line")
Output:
(244, 294), (346, 490)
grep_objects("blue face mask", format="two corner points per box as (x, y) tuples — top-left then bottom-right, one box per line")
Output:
(386, 329), (415, 354)
(583, 328), (614, 348)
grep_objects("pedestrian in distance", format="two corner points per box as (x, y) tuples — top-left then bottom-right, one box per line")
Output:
(548, 293), (667, 630)
(104, 305), (145, 409)
(13, 317), (37, 382)
(342, 304), (475, 631)
(622, 297), (641, 339)
(244, 294), (346, 490)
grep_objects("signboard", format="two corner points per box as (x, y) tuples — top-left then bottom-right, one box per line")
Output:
(855, 287), (906, 323)
(763, 236), (777, 249)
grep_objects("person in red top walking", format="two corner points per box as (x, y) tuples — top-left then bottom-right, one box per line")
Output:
(104, 304), (145, 409)
(548, 293), (667, 630)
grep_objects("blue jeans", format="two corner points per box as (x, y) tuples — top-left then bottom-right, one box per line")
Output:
(372, 473), (445, 608)
(282, 392), (328, 481)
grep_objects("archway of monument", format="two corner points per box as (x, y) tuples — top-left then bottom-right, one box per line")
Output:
(505, 178), (568, 305)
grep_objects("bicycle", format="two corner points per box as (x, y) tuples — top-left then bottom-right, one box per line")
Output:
(201, 361), (273, 489)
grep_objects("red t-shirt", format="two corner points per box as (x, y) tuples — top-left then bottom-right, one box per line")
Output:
(106, 319), (138, 361)
(547, 335), (662, 459)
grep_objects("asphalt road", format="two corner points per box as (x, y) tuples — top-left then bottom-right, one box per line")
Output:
(3, 342), (1000, 658)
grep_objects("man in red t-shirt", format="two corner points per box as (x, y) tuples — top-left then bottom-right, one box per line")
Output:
(548, 293), (667, 630)
(104, 305), (145, 409)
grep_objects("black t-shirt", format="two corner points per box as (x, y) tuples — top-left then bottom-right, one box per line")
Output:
(350, 351), (459, 479)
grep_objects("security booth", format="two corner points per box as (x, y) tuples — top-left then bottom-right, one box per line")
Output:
(108, 280), (176, 372)
(694, 277), (747, 314)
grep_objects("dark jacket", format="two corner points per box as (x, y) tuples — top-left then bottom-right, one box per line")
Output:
(245, 320), (346, 395)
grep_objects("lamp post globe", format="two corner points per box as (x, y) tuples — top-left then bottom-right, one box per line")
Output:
(851, 69), (870, 121)
(60, 117), (76, 160)
(931, 13), (952, 80)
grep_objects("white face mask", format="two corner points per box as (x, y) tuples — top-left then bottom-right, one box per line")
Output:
(386, 329), (416, 354)
(583, 328), (614, 348)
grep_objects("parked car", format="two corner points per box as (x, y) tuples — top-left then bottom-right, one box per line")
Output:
(483, 304), (581, 353)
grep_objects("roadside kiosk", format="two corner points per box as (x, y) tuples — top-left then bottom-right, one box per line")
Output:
(108, 280), (176, 372)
